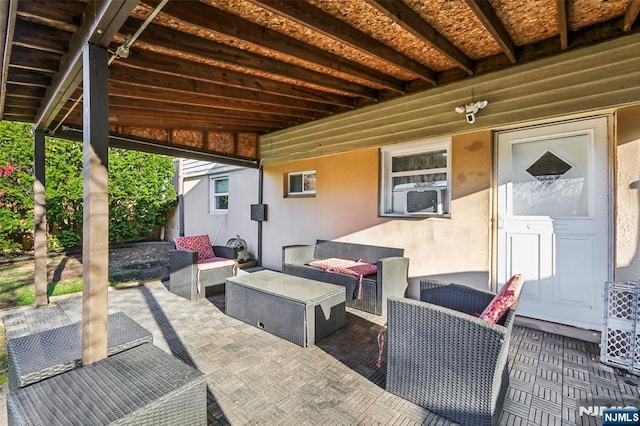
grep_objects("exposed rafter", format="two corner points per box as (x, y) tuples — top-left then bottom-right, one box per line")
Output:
(108, 96), (300, 126)
(556, 0), (569, 49)
(107, 64), (337, 115)
(119, 19), (379, 100)
(108, 81), (324, 121)
(34, 0), (138, 132)
(464, 0), (517, 63)
(247, 0), (436, 83)
(0, 0), (636, 164)
(365, 0), (473, 75)
(624, 0), (640, 31)
(144, 0), (406, 93)
(118, 48), (355, 108)
(0, 0), (19, 118)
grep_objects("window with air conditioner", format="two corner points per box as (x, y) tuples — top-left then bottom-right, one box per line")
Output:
(380, 138), (451, 217)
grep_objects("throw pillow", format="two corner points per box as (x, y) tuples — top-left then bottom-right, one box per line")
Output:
(479, 274), (524, 323)
(308, 258), (377, 300)
(347, 263), (377, 277)
(174, 235), (216, 262)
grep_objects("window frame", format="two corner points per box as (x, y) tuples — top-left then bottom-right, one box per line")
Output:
(287, 170), (316, 197)
(209, 175), (229, 213)
(379, 137), (452, 217)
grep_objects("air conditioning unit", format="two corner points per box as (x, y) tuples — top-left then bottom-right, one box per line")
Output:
(392, 187), (445, 215)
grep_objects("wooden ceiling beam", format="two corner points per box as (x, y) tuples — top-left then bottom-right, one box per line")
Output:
(120, 19), (379, 100)
(248, 0), (436, 82)
(4, 96), (38, 107)
(34, 0), (138, 132)
(3, 105), (37, 115)
(61, 108), (276, 132)
(366, 0), (473, 75)
(556, 0), (568, 49)
(117, 48), (355, 108)
(142, 0), (405, 93)
(17, 0), (85, 33)
(0, 0), (18, 119)
(16, 12), (78, 34)
(109, 81), (324, 120)
(624, 0), (640, 31)
(5, 84), (45, 99)
(6, 68), (51, 87)
(6, 46), (59, 74)
(13, 21), (70, 55)
(108, 107), (282, 130)
(52, 126), (260, 168)
(108, 64), (335, 114)
(464, 0), (517, 63)
(108, 95), (303, 126)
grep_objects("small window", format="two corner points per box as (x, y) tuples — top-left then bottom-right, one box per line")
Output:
(209, 176), (229, 212)
(380, 138), (451, 216)
(288, 170), (316, 196)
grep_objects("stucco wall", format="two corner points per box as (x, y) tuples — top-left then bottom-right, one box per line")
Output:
(182, 168), (259, 257)
(261, 131), (493, 297)
(616, 106), (640, 282)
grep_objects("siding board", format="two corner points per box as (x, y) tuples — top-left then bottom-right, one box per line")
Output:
(261, 33), (640, 163)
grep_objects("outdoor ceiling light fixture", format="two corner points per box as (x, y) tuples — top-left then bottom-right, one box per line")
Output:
(455, 100), (488, 124)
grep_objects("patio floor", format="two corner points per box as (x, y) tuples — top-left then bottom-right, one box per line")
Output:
(1, 280), (638, 425)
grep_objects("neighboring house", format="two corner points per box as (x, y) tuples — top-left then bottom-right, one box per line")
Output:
(168, 159), (259, 261)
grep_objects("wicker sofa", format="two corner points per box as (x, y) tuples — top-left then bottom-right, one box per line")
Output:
(282, 240), (408, 315)
(169, 236), (237, 300)
(385, 280), (521, 426)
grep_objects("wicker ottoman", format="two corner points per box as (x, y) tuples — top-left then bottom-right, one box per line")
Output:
(226, 270), (346, 347)
(7, 312), (152, 391)
(7, 343), (206, 426)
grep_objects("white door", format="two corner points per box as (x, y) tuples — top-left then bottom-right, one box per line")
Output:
(497, 116), (610, 330)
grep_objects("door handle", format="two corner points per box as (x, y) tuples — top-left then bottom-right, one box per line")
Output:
(497, 212), (504, 229)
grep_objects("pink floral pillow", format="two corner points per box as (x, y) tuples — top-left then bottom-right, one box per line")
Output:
(479, 274), (524, 323)
(174, 235), (216, 262)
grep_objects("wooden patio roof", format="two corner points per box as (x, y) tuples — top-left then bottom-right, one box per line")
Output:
(1, 0), (639, 167)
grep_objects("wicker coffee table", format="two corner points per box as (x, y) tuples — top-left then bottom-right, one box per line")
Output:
(225, 270), (346, 347)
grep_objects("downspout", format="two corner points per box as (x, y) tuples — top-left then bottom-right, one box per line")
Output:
(178, 158), (185, 237)
(257, 165), (263, 265)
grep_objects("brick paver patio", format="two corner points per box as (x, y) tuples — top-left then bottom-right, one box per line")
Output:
(1, 280), (638, 425)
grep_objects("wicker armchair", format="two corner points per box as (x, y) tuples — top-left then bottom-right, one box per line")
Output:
(385, 280), (521, 426)
(169, 244), (237, 300)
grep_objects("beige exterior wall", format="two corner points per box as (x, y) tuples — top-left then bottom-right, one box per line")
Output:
(182, 168), (259, 257)
(261, 131), (493, 297)
(616, 105), (640, 282)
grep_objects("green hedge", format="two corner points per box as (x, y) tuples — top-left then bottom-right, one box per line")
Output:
(0, 122), (177, 257)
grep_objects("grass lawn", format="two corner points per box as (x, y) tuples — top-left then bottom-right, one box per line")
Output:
(0, 260), (166, 310)
(0, 243), (170, 386)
